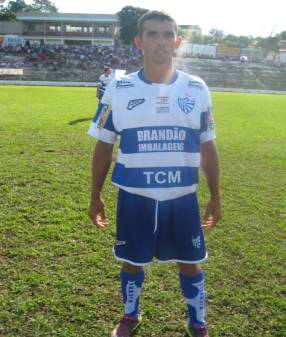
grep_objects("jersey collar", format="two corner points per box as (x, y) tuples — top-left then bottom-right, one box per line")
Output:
(138, 68), (179, 85)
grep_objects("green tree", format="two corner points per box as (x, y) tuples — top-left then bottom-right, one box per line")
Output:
(7, 0), (28, 13)
(0, 11), (15, 20)
(221, 34), (252, 48)
(0, 0), (16, 20)
(0, 0), (6, 12)
(186, 31), (204, 44)
(256, 36), (280, 56)
(206, 28), (225, 44)
(280, 31), (286, 40)
(117, 6), (148, 45)
(30, 0), (57, 13)
(238, 35), (253, 48)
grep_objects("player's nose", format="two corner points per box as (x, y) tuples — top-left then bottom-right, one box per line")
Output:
(157, 35), (167, 46)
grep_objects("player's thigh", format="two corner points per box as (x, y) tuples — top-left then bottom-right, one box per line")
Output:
(115, 189), (157, 264)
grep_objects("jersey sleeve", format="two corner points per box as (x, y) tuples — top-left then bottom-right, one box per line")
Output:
(87, 80), (118, 144)
(200, 83), (216, 144)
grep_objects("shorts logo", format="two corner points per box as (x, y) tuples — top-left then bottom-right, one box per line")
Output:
(192, 235), (201, 249)
(178, 95), (195, 114)
(97, 104), (111, 128)
(116, 240), (127, 246)
(127, 98), (145, 110)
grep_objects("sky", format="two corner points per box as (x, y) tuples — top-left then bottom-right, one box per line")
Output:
(26, 0), (285, 37)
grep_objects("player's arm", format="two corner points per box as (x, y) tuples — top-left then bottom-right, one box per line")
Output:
(96, 75), (103, 99)
(96, 83), (100, 98)
(88, 78), (116, 227)
(200, 140), (221, 230)
(88, 140), (114, 228)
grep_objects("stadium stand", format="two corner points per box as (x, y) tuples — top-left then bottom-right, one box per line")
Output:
(0, 44), (285, 91)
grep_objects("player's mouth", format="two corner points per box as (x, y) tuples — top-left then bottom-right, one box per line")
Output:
(154, 49), (169, 55)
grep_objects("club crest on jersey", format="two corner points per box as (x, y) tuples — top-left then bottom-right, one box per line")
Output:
(127, 98), (145, 110)
(178, 96), (195, 114)
(192, 235), (201, 249)
(97, 104), (111, 129)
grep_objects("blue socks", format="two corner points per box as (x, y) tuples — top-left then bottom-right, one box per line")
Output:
(120, 269), (205, 325)
(179, 271), (206, 327)
(120, 270), (145, 318)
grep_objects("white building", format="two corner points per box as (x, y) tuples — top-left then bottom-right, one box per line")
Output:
(16, 12), (118, 45)
(177, 43), (216, 58)
(277, 49), (286, 65)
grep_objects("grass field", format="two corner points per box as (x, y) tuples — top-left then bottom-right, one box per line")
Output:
(0, 86), (285, 337)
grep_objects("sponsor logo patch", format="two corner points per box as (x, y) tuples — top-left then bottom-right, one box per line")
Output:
(178, 95), (195, 114)
(97, 104), (111, 128)
(206, 108), (215, 130)
(116, 80), (134, 89)
(127, 98), (145, 110)
(187, 80), (203, 89)
(156, 96), (170, 113)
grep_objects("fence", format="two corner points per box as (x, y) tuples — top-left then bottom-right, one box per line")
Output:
(1, 59), (286, 91)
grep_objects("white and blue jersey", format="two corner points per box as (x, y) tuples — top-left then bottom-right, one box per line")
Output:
(98, 73), (112, 100)
(88, 69), (215, 201)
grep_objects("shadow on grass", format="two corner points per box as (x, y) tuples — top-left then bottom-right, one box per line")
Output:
(69, 118), (92, 125)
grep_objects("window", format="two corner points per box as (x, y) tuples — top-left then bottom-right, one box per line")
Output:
(66, 25), (82, 33)
(48, 25), (61, 32)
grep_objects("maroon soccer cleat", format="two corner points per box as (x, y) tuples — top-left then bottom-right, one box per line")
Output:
(110, 314), (141, 337)
(186, 323), (210, 337)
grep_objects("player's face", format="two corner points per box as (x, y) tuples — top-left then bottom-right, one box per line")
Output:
(104, 68), (111, 75)
(135, 20), (182, 65)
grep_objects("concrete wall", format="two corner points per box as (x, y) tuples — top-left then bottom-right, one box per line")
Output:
(178, 43), (216, 58)
(0, 22), (23, 35)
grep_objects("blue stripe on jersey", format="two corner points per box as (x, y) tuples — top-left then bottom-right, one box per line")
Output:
(92, 103), (104, 123)
(99, 83), (106, 99)
(104, 111), (117, 133)
(112, 163), (199, 188)
(200, 110), (209, 132)
(119, 126), (200, 154)
(92, 103), (117, 133)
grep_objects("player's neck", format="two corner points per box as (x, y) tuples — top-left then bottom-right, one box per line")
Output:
(142, 62), (175, 84)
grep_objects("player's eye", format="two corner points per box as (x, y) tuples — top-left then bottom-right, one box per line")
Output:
(164, 31), (175, 39)
(146, 31), (158, 38)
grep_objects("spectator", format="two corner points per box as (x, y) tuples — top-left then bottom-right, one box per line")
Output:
(96, 64), (112, 101)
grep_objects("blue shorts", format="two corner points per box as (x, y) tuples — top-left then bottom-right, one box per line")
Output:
(113, 189), (207, 266)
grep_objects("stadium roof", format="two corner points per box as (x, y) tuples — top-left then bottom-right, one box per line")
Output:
(179, 25), (201, 29)
(16, 12), (118, 23)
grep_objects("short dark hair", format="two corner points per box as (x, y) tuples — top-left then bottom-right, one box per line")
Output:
(137, 10), (178, 37)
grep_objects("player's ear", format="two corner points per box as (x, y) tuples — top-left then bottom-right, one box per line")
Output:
(175, 35), (182, 49)
(134, 35), (143, 50)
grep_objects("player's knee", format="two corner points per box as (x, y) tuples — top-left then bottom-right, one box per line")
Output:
(122, 262), (144, 273)
(177, 262), (201, 277)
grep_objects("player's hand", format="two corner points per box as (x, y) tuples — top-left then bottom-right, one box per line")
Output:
(88, 197), (109, 228)
(202, 197), (221, 230)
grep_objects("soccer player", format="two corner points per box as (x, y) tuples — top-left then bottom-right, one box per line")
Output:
(88, 10), (221, 337)
(96, 64), (112, 101)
